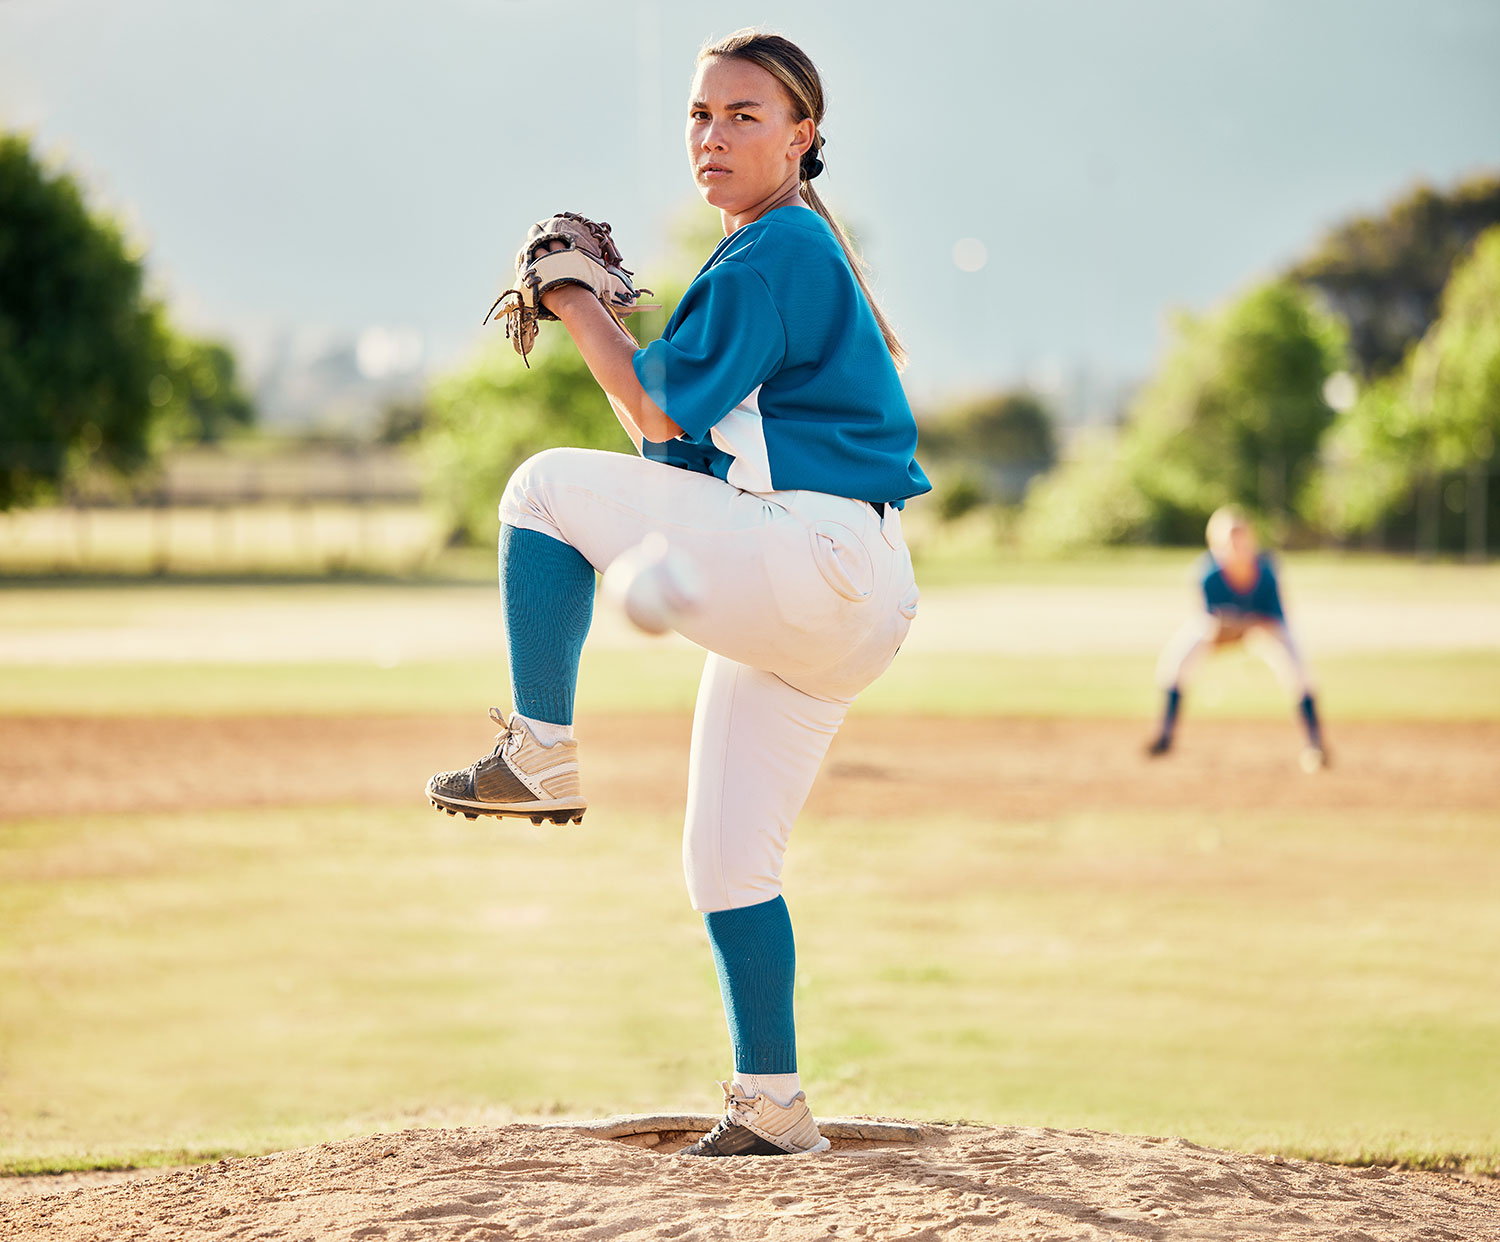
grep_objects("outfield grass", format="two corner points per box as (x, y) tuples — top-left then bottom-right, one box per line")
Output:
(2, 802), (1496, 1175)
(1, 648), (1497, 721)
(5, 539), (1500, 596)
(907, 521), (1500, 596)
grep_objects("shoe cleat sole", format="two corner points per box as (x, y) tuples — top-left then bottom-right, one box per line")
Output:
(428, 795), (586, 826)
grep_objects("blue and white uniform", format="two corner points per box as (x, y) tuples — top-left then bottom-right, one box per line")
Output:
(496, 202), (926, 1093)
(1157, 550), (1310, 689)
(634, 205), (928, 506)
(1151, 547), (1321, 755)
(1198, 551), (1285, 625)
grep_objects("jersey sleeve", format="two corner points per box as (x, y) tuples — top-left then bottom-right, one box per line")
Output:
(640, 434), (722, 477)
(631, 261), (787, 443)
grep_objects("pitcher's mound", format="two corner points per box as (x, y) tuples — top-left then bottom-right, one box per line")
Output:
(3, 1120), (1497, 1240)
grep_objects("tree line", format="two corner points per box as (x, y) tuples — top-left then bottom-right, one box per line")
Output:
(5, 124), (1496, 558)
(1023, 173), (1500, 554)
(419, 174), (1500, 555)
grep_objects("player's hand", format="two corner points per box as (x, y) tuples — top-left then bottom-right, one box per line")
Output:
(484, 212), (654, 363)
(531, 240), (611, 316)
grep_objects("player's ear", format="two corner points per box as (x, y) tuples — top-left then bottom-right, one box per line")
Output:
(789, 117), (815, 164)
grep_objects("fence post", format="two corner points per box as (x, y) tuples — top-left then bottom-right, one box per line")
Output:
(72, 496), (90, 571)
(151, 487), (171, 575)
(1417, 474), (1441, 562)
(1468, 462), (1489, 564)
(354, 452), (374, 569)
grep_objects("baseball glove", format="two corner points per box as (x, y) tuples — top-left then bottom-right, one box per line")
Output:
(482, 212), (654, 365)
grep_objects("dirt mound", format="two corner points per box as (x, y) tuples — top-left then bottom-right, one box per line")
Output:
(4, 1121), (1497, 1241)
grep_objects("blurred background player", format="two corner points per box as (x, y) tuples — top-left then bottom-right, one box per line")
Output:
(1148, 505), (1328, 771)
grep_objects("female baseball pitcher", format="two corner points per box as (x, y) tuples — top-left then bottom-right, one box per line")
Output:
(426, 29), (929, 1155)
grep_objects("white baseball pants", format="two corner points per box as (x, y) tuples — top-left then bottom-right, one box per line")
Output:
(1155, 613), (1314, 699)
(499, 448), (920, 913)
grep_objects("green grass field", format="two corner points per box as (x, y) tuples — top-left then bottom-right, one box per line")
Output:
(2, 558), (1498, 1177)
(3, 803), (1496, 1175)
(0, 648), (1497, 721)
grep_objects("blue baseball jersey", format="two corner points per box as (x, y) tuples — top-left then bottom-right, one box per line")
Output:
(1198, 551), (1285, 621)
(632, 204), (930, 508)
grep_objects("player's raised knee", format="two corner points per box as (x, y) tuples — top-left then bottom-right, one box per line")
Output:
(498, 447), (592, 529)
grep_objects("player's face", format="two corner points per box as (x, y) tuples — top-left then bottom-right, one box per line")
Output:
(687, 56), (814, 231)
(1228, 524), (1258, 562)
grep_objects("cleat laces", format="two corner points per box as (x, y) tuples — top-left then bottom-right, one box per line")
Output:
(683, 1083), (790, 1156)
(720, 1080), (756, 1118)
(709, 1081), (759, 1132)
(684, 1083), (757, 1155)
(480, 707), (523, 765)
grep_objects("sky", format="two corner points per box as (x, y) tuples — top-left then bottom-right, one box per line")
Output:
(2, 0), (1498, 409)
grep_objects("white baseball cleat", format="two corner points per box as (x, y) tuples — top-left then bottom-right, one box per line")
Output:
(677, 1082), (831, 1157)
(426, 708), (587, 825)
(1299, 744), (1330, 774)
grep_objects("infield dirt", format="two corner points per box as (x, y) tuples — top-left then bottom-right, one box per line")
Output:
(3, 713), (1496, 824)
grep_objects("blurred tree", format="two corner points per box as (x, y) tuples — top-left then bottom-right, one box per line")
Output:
(1119, 280), (1347, 541)
(1290, 172), (1500, 379)
(932, 470), (986, 523)
(150, 329), (255, 445)
(0, 133), (161, 507)
(1018, 172), (1498, 553)
(1016, 433), (1151, 553)
(374, 395), (430, 445)
(1310, 373), (1413, 540)
(919, 389), (1057, 515)
(1417, 224), (1500, 475)
(1316, 226), (1500, 553)
(920, 391), (1056, 472)
(420, 334), (629, 544)
(1020, 280), (1346, 548)
(0, 132), (254, 505)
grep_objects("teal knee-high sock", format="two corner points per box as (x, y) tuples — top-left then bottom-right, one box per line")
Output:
(1298, 693), (1323, 748)
(500, 524), (595, 726)
(703, 896), (798, 1075)
(1159, 687), (1182, 742)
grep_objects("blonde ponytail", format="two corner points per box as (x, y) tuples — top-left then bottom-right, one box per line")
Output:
(800, 179), (908, 371)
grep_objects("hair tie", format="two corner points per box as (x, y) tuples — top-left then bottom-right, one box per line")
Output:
(801, 136), (826, 181)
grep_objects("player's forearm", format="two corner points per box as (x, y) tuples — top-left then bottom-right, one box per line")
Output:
(546, 287), (683, 444)
(605, 393), (645, 454)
